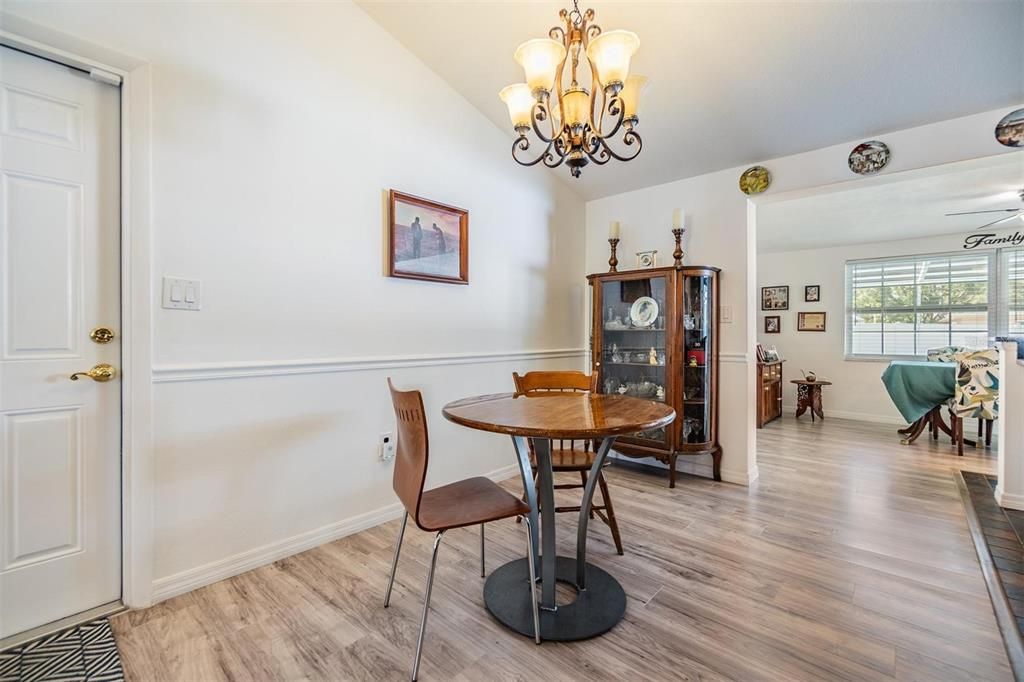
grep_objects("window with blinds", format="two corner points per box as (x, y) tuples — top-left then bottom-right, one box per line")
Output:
(1003, 247), (1024, 335)
(845, 253), (992, 358)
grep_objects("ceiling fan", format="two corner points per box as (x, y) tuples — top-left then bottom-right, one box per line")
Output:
(946, 188), (1024, 229)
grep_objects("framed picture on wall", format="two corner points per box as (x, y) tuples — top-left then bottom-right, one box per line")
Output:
(797, 311), (827, 332)
(761, 285), (789, 310)
(804, 285), (820, 302)
(388, 190), (469, 285)
(764, 316), (780, 334)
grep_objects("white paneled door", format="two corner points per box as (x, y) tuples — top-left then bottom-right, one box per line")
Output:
(0, 46), (121, 638)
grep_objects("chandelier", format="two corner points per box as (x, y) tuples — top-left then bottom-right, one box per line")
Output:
(499, 0), (647, 178)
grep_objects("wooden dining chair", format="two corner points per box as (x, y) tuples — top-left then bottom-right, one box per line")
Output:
(511, 370), (624, 555)
(383, 379), (540, 681)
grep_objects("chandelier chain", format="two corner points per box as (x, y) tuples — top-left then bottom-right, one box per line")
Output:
(568, 0), (583, 27)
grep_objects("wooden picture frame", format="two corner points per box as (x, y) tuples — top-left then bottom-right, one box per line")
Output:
(797, 311), (827, 332)
(764, 315), (780, 334)
(388, 190), (469, 285)
(761, 285), (789, 310)
(804, 285), (820, 302)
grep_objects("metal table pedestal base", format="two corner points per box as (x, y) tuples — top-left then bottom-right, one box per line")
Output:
(483, 556), (626, 641)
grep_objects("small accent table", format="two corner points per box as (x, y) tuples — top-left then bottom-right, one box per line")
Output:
(791, 379), (832, 422)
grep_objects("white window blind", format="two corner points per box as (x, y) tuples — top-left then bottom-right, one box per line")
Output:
(1002, 247), (1024, 335)
(846, 253), (992, 358)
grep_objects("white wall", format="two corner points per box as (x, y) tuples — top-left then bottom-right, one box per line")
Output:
(757, 227), (1022, 424)
(585, 105), (1022, 484)
(2, 1), (586, 601)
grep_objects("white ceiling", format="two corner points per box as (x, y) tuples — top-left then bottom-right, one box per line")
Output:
(358, 1), (1023, 200)
(757, 155), (1024, 253)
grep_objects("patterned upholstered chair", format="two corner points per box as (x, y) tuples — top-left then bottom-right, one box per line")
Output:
(947, 348), (999, 455)
(926, 345), (968, 363)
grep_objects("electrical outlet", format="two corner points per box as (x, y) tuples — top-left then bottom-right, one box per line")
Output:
(378, 432), (396, 462)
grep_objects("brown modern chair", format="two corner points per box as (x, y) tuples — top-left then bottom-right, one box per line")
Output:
(511, 370), (624, 555)
(384, 379), (540, 681)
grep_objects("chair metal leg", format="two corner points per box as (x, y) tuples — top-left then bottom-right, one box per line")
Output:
(480, 524), (486, 578)
(384, 513), (408, 608)
(412, 531), (445, 681)
(522, 516), (541, 644)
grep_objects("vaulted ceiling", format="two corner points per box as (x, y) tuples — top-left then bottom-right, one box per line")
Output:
(359, 0), (1023, 200)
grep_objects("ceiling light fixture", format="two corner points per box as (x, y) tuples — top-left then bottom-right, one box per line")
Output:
(499, 0), (647, 178)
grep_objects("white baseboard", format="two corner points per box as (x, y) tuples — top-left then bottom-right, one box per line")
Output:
(995, 485), (1024, 511)
(781, 404), (906, 426)
(150, 463), (521, 604)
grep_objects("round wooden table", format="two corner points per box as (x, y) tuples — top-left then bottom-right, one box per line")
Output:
(442, 392), (675, 641)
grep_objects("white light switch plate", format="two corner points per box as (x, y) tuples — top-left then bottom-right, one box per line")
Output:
(720, 305), (733, 323)
(162, 277), (201, 310)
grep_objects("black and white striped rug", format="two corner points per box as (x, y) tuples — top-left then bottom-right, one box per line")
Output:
(0, 618), (123, 682)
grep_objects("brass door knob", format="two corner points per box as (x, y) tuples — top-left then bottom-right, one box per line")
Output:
(70, 363), (117, 382)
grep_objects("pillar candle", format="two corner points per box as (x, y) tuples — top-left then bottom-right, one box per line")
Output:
(672, 208), (685, 229)
(609, 221), (620, 240)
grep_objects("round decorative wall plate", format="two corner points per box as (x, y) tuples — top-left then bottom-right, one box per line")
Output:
(995, 108), (1024, 148)
(629, 296), (659, 328)
(739, 165), (771, 195)
(848, 140), (890, 175)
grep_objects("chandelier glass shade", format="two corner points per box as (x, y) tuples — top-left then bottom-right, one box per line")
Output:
(499, 2), (647, 178)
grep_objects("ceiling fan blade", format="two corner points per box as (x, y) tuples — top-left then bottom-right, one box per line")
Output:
(975, 214), (1022, 230)
(946, 208), (1020, 217)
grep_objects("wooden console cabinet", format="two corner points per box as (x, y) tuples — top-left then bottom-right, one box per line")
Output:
(588, 266), (722, 486)
(757, 360), (784, 427)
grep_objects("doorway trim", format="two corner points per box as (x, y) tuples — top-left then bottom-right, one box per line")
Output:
(0, 26), (156, 609)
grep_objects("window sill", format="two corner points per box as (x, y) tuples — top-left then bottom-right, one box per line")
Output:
(843, 354), (922, 363)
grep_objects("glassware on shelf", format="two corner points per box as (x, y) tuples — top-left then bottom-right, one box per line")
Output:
(599, 275), (670, 448)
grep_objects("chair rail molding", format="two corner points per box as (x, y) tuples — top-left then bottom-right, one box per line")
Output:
(152, 348), (587, 383)
(721, 352), (749, 364)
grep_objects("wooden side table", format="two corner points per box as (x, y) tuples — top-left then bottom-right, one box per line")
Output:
(791, 379), (832, 422)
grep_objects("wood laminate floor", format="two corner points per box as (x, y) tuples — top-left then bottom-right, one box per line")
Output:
(110, 416), (1010, 680)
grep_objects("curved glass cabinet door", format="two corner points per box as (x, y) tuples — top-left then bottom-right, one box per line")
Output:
(681, 273), (713, 445)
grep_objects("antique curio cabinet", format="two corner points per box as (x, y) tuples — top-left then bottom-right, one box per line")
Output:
(587, 266), (722, 486)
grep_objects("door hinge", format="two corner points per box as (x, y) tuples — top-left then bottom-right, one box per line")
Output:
(89, 68), (122, 87)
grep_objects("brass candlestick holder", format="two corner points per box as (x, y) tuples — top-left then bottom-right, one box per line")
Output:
(608, 238), (620, 272)
(672, 228), (685, 268)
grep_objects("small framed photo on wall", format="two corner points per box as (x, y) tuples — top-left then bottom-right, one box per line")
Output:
(761, 285), (789, 310)
(797, 311), (827, 332)
(388, 190), (469, 285)
(805, 285), (820, 302)
(764, 316), (780, 334)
